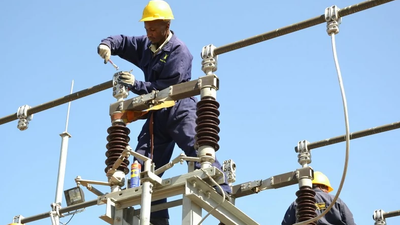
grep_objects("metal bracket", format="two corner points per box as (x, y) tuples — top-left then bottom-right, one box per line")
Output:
(141, 170), (163, 186)
(112, 71), (130, 102)
(235, 180), (263, 197)
(99, 198), (116, 224)
(101, 166), (225, 210)
(296, 166), (314, 188)
(109, 75), (219, 114)
(12, 215), (24, 224)
(373, 209), (386, 225)
(222, 159), (236, 185)
(231, 167), (313, 198)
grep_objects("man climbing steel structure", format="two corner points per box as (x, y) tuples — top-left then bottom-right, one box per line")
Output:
(282, 171), (356, 225)
(97, 1), (231, 224)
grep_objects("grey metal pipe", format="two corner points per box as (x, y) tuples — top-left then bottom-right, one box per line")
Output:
(86, 184), (105, 196)
(21, 199), (98, 224)
(214, 0), (394, 56)
(0, 80), (112, 125)
(384, 210), (400, 219)
(139, 160), (153, 225)
(295, 121), (400, 152)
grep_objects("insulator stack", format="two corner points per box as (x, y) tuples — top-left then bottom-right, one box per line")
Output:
(195, 97), (220, 151)
(295, 186), (317, 224)
(105, 122), (130, 175)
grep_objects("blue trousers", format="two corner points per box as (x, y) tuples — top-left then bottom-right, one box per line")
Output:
(133, 97), (231, 219)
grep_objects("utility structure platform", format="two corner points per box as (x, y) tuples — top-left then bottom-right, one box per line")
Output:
(3, 0), (400, 224)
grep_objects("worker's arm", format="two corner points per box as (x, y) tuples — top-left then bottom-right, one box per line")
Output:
(282, 202), (297, 225)
(100, 35), (192, 95)
(130, 47), (192, 95)
(100, 35), (147, 67)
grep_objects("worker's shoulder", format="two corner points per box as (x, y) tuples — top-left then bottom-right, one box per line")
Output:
(170, 34), (188, 48)
(132, 34), (150, 44)
(168, 35), (192, 57)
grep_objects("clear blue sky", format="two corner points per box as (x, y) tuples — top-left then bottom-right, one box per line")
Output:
(1, 0), (399, 224)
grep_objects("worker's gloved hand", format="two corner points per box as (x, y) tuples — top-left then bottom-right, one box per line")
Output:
(97, 44), (111, 64)
(118, 71), (136, 88)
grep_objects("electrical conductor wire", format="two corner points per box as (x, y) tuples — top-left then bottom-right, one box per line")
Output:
(295, 33), (351, 225)
(197, 169), (226, 225)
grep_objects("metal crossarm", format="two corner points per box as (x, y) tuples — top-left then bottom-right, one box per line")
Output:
(109, 75), (219, 113)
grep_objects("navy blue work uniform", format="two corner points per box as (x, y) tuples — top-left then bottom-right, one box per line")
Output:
(282, 189), (356, 225)
(101, 32), (231, 219)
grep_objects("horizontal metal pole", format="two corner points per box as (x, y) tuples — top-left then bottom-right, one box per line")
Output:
(109, 75), (218, 113)
(294, 121), (400, 152)
(0, 80), (112, 125)
(21, 199), (98, 224)
(384, 210), (400, 219)
(86, 185), (105, 196)
(214, 0), (394, 56)
(231, 167), (312, 198)
(231, 180), (262, 199)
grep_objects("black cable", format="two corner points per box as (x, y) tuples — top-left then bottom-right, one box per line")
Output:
(61, 210), (78, 225)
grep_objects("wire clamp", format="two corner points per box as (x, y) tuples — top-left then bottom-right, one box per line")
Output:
(325, 5), (341, 35)
(11, 215), (24, 224)
(16, 105), (33, 131)
(201, 44), (218, 75)
(222, 159), (236, 185)
(297, 140), (311, 166)
(373, 209), (386, 225)
(113, 71), (130, 101)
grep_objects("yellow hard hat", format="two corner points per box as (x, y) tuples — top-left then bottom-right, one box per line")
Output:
(312, 171), (334, 193)
(140, 0), (174, 22)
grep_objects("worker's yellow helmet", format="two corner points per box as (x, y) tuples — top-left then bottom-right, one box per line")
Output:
(312, 171), (334, 193)
(140, 0), (174, 22)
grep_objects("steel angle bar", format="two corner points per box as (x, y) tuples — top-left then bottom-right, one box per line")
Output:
(21, 199), (98, 224)
(214, 0), (394, 56)
(231, 180), (262, 198)
(186, 176), (259, 225)
(231, 168), (313, 198)
(109, 75), (218, 113)
(132, 199), (183, 216)
(101, 167), (224, 210)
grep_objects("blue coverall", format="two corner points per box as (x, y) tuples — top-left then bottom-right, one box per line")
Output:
(282, 189), (356, 225)
(101, 32), (231, 219)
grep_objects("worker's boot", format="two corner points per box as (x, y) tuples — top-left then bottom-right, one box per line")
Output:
(150, 217), (169, 225)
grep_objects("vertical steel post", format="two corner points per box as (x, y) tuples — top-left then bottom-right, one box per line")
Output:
(53, 80), (74, 225)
